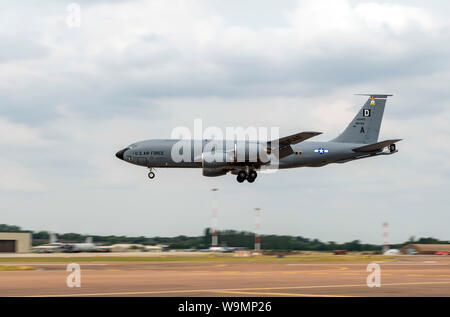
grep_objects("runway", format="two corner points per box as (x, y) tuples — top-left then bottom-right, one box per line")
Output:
(1, 255), (450, 297)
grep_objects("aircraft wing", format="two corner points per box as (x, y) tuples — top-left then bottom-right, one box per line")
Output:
(275, 131), (323, 146)
(352, 139), (402, 152)
(268, 131), (322, 159)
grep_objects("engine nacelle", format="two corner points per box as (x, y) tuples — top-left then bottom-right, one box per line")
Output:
(202, 152), (234, 169)
(201, 143), (270, 167)
(202, 168), (228, 177)
(235, 142), (271, 163)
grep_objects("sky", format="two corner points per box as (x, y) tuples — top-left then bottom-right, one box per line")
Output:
(1, 0), (449, 244)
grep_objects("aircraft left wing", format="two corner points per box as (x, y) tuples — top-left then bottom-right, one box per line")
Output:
(352, 139), (402, 152)
(268, 131), (322, 159)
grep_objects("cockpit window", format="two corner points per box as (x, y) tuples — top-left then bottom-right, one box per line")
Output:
(129, 144), (138, 149)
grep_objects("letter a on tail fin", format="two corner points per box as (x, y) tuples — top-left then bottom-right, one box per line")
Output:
(332, 94), (393, 144)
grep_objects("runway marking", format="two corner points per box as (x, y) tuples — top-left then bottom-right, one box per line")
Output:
(279, 268), (348, 274)
(19, 280), (450, 297)
(2, 263), (107, 266)
(214, 290), (353, 297)
(407, 274), (424, 277)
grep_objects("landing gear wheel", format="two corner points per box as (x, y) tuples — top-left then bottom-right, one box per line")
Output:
(238, 171), (247, 179)
(247, 170), (257, 183)
(148, 171), (155, 179)
(389, 144), (396, 153)
(237, 170), (247, 183)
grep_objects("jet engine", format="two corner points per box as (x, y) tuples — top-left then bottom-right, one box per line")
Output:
(234, 142), (270, 163)
(201, 152), (234, 169)
(202, 168), (228, 177)
(201, 142), (270, 169)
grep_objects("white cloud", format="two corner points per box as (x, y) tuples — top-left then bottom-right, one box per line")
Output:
(0, 159), (46, 192)
(0, 117), (46, 146)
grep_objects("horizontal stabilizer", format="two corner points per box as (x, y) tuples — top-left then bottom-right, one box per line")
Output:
(352, 139), (402, 152)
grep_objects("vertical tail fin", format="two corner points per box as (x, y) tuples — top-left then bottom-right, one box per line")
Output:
(50, 233), (57, 244)
(332, 94), (392, 144)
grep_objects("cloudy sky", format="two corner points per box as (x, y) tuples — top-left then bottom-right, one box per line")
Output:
(1, 0), (449, 244)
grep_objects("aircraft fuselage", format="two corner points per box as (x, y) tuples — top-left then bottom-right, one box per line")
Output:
(117, 139), (394, 169)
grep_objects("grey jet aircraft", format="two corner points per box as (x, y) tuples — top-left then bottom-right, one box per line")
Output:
(116, 94), (401, 183)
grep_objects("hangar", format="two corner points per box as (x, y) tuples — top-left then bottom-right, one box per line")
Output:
(401, 244), (450, 255)
(0, 232), (32, 253)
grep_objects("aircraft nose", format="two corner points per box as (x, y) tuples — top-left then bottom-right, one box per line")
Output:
(115, 148), (128, 160)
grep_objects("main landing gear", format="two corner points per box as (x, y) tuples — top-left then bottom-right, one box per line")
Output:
(236, 170), (257, 183)
(148, 168), (155, 179)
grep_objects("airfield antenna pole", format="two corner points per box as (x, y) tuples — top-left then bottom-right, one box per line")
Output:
(211, 188), (219, 248)
(382, 222), (389, 253)
(254, 208), (261, 252)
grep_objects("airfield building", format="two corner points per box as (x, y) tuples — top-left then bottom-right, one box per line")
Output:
(401, 244), (450, 255)
(0, 232), (32, 253)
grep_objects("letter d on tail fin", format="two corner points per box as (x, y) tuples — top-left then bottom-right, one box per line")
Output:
(332, 94), (393, 144)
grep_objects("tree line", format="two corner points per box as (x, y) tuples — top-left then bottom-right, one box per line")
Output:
(1, 224), (448, 251)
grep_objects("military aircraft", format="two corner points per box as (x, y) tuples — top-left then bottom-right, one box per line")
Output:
(61, 237), (99, 253)
(116, 94), (401, 183)
(32, 235), (98, 253)
(32, 233), (65, 253)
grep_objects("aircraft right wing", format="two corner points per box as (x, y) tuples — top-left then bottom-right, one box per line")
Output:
(352, 139), (402, 152)
(268, 131), (322, 159)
